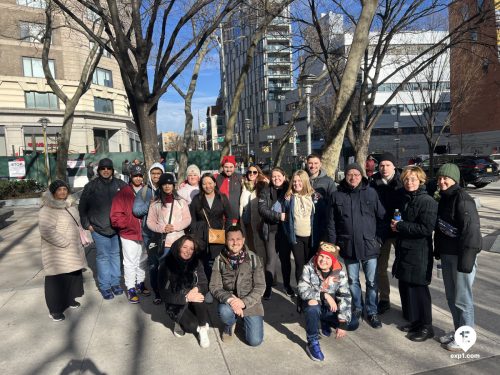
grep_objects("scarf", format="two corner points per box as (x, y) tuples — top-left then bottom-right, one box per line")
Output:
(222, 248), (247, 270)
(162, 193), (174, 204)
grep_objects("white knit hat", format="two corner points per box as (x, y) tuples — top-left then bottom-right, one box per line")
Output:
(186, 164), (201, 176)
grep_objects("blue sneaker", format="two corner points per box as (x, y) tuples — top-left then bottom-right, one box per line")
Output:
(100, 289), (114, 300)
(320, 322), (332, 338)
(306, 340), (324, 361)
(111, 285), (124, 296)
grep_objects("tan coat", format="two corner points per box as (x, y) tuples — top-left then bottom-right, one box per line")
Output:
(39, 191), (88, 276)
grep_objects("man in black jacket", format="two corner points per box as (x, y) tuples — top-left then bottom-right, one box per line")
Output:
(306, 154), (336, 252)
(79, 158), (127, 300)
(327, 163), (385, 329)
(370, 152), (402, 314)
(216, 155), (241, 224)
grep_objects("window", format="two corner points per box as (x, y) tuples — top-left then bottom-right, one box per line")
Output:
(25, 92), (58, 109)
(89, 41), (111, 58)
(92, 68), (113, 87)
(16, 0), (46, 9)
(20, 22), (46, 43)
(94, 97), (113, 113)
(23, 57), (55, 78)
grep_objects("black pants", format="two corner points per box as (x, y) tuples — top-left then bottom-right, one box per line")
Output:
(45, 270), (84, 314)
(280, 235), (311, 288)
(178, 302), (209, 334)
(398, 280), (432, 326)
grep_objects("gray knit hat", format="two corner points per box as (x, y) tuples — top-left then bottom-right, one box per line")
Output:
(437, 163), (460, 183)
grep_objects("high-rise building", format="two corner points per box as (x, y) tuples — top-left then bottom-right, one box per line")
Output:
(221, 4), (293, 161)
(449, 0), (500, 154)
(0, 0), (139, 157)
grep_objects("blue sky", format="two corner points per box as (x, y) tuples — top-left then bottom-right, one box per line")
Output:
(156, 53), (221, 135)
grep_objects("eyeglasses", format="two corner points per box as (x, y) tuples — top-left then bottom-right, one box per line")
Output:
(99, 167), (112, 171)
(247, 170), (258, 175)
(346, 173), (361, 178)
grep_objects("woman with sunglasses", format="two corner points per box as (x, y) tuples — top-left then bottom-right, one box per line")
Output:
(239, 165), (267, 260)
(258, 167), (290, 299)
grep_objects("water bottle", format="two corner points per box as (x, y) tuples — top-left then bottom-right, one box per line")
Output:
(436, 263), (442, 279)
(393, 209), (401, 221)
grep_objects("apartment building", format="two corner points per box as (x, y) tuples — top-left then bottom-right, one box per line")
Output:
(0, 0), (140, 157)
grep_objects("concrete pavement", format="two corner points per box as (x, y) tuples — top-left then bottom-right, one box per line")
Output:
(1, 183), (499, 375)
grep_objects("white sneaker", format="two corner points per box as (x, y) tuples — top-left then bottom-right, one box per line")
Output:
(198, 323), (210, 348)
(438, 331), (455, 344)
(443, 339), (462, 352)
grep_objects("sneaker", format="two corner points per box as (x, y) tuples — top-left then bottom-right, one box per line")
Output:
(306, 340), (324, 361)
(377, 300), (390, 315)
(100, 289), (114, 300)
(111, 285), (124, 296)
(69, 301), (81, 309)
(320, 322), (332, 338)
(442, 339), (462, 352)
(198, 323), (210, 348)
(222, 324), (235, 342)
(284, 286), (295, 297)
(438, 331), (455, 344)
(173, 322), (185, 337)
(135, 282), (151, 297)
(49, 313), (65, 322)
(368, 314), (382, 329)
(127, 288), (140, 304)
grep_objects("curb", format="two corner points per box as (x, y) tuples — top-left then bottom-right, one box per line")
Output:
(0, 197), (41, 207)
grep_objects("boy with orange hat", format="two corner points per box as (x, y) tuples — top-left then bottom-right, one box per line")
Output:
(298, 242), (352, 361)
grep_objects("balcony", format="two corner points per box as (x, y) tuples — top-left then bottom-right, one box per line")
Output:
(266, 31), (290, 41)
(267, 70), (291, 78)
(266, 44), (291, 53)
(267, 57), (291, 66)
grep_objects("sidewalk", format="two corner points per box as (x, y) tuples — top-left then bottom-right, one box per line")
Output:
(0, 196), (499, 374)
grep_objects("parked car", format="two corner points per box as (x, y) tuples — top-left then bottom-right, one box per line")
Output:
(420, 154), (499, 188)
(490, 154), (500, 168)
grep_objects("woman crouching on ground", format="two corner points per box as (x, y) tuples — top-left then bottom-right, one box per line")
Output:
(158, 235), (210, 348)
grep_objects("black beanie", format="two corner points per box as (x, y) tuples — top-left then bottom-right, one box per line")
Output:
(158, 173), (176, 186)
(49, 179), (69, 194)
(98, 158), (114, 169)
(345, 163), (364, 175)
(379, 152), (397, 167)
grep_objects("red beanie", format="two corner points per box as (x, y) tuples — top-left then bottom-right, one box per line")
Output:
(221, 155), (237, 167)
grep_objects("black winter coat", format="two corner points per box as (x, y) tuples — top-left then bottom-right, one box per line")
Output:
(158, 239), (208, 322)
(79, 176), (127, 236)
(190, 192), (232, 257)
(327, 179), (386, 261)
(257, 182), (288, 241)
(434, 184), (481, 273)
(310, 170), (337, 248)
(393, 187), (438, 285)
(370, 170), (403, 240)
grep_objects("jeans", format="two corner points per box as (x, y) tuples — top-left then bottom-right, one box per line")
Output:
(344, 257), (378, 316)
(441, 254), (476, 329)
(304, 304), (339, 343)
(91, 232), (121, 291)
(217, 303), (264, 346)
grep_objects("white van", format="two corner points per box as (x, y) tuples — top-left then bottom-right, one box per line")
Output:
(491, 154), (500, 167)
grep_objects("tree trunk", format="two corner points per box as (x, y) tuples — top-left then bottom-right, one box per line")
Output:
(354, 138), (370, 176)
(136, 102), (160, 168)
(56, 101), (77, 180)
(320, 0), (378, 176)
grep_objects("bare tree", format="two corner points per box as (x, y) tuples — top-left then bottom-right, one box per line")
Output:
(42, 1), (104, 179)
(51, 0), (242, 167)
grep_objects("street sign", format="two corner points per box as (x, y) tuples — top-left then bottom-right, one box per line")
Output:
(267, 135), (276, 141)
(218, 137), (224, 142)
(262, 146), (270, 153)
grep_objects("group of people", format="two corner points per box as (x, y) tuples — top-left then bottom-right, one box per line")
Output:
(38, 152), (482, 361)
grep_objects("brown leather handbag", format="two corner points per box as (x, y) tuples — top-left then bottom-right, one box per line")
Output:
(203, 209), (225, 245)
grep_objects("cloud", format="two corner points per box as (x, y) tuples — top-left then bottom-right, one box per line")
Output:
(157, 95), (219, 134)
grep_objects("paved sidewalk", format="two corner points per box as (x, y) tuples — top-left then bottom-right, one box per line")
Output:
(0, 191), (499, 374)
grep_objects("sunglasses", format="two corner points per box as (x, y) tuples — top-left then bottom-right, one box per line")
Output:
(99, 167), (113, 171)
(247, 170), (258, 175)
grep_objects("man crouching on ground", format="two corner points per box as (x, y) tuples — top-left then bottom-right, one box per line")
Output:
(298, 241), (352, 361)
(209, 225), (265, 346)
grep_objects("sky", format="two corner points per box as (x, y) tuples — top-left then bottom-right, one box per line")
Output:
(156, 53), (221, 135)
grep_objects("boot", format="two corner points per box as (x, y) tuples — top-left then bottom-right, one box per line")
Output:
(408, 325), (434, 342)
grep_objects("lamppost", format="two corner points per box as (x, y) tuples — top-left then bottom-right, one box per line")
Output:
(267, 134), (275, 168)
(38, 117), (51, 185)
(298, 74), (316, 155)
(391, 105), (401, 165)
(245, 118), (252, 167)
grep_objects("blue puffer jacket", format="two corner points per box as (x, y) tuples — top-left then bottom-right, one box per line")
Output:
(327, 178), (386, 261)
